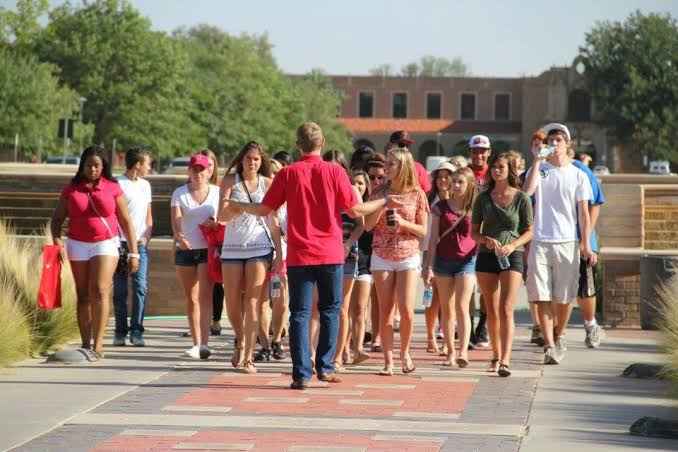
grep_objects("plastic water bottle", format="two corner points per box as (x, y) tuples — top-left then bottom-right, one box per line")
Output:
(537, 145), (556, 159)
(270, 273), (282, 299)
(422, 285), (433, 308)
(497, 252), (510, 271)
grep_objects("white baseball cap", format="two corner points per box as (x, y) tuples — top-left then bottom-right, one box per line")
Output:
(468, 135), (491, 149)
(543, 123), (571, 141)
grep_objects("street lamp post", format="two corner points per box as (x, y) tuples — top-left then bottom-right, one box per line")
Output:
(78, 97), (87, 151)
(436, 132), (442, 156)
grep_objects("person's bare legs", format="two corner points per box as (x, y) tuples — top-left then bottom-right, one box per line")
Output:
(222, 263), (245, 366)
(241, 259), (269, 371)
(554, 303), (573, 341)
(70, 261), (93, 349)
(333, 276), (355, 369)
(454, 274), (476, 362)
(258, 297), (272, 350)
(349, 279), (371, 363)
(176, 265), (200, 346)
(373, 270), (396, 373)
(395, 269), (417, 372)
(476, 272), (500, 370)
(370, 285), (381, 349)
(89, 255), (118, 354)
(271, 275), (288, 343)
(197, 263), (213, 348)
(435, 275), (456, 365)
(498, 271), (522, 366)
(425, 286), (440, 353)
(537, 302), (555, 348)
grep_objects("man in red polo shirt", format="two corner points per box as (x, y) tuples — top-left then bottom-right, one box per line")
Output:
(225, 122), (390, 389)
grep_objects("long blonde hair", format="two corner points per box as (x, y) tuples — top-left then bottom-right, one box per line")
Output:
(386, 147), (418, 194)
(452, 167), (476, 212)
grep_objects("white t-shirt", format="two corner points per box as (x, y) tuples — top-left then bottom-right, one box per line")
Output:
(117, 175), (152, 243)
(530, 162), (592, 242)
(170, 184), (220, 249)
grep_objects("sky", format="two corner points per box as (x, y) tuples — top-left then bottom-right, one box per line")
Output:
(4, 0), (678, 77)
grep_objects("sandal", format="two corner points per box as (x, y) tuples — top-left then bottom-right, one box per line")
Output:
(487, 358), (500, 373)
(78, 348), (101, 362)
(352, 350), (370, 365)
(402, 355), (416, 374)
(378, 366), (394, 376)
(241, 359), (257, 374)
(426, 342), (439, 354)
(456, 356), (469, 368)
(333, 361), (346, 373)
(231, 339), (243, 369)
(441, 354), (455, 367)
(439, 344), (449, 357)
(498, 363), (511, 377)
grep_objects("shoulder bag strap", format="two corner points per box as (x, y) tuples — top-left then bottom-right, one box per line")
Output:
(87, 192), (115, 238)
(436, 208), (467, 246)
(241, 176), (274, 247)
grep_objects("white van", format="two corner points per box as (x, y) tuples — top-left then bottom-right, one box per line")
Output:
(649, 160), (671, 175)
(425, 156), (449, 172)
(163, 157), (190, 174)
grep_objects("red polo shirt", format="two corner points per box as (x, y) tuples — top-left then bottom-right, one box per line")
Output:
(414, 161), (432, 193)
(61, 177), (123, 242)
(472, 164), (490, 191)
(262, 154), (358, 267)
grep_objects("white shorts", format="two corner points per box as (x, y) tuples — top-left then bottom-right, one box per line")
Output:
(356, 273), (373, 284)
(370, 253), (421, 273)
(66, 237), (119, 262)
(527, 241), (580, 304)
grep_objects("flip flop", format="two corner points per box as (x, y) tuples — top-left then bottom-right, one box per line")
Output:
(456, 357), (469, 368)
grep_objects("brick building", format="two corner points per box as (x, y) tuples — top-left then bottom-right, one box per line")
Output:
(328, 57), (633, 170)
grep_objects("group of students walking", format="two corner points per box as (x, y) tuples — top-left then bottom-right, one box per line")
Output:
(50, 120), (604, 388)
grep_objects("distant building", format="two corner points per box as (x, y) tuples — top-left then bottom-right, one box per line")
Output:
(326, 57), (631, 170)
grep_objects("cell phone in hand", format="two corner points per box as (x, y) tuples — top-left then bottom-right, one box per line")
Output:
(386, 208), (395, 227)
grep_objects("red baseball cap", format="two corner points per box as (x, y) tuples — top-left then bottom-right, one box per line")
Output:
(189, 153), (210, 169)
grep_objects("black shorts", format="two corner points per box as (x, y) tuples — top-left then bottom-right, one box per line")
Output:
(357, 249), (371, 276)
(578, 258), (598, 298)
(175, 248), (208, 266)
(476, 251), (525, 274)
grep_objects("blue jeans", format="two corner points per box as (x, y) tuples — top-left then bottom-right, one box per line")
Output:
(113, 243), (149, 337)
(287, 264), (343, 382)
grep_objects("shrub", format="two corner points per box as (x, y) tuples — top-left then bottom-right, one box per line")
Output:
(658, 275), (678, 393)
(0, 280), (32, 367)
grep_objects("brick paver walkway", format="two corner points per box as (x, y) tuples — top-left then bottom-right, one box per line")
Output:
(14, 318), (544, 452)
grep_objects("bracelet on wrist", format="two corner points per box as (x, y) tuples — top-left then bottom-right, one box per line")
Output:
(127, 253), (140, 260)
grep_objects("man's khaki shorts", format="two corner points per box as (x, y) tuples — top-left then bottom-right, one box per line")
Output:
(527, 241), (580, 304)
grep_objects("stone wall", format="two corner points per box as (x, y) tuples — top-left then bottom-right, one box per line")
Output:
(602, 259), (641, 328)
(643, 185), (678, 250)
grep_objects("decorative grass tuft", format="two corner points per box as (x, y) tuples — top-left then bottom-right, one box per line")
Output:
(657, 275), (678, 393)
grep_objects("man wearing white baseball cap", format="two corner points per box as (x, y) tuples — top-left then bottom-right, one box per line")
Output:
(523, 123), (594, 364)
(467, 134), (492, 348)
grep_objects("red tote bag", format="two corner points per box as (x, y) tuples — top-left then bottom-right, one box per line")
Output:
(199, 223), (226, 284)
(37, 244), (62, 310)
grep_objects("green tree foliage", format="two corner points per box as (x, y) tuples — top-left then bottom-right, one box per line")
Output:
(34, 0), (201, 159)
(0, 48), (79, 156)
(580, 11), (678, 162)
(371, 56), (469, 78)
(0, 0), (49, 53)
(368, 64), (394, 77)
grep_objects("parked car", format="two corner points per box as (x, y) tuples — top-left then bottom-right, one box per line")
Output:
(592, 165), (610, 176)
(162, 157), (190, 174)
(649, 160), (671, 175)
(46, 155), (80, 165)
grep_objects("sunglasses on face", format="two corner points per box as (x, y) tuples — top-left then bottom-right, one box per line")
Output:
(369, 174), (384, 181)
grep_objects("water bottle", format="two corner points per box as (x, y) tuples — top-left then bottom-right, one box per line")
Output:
(422, 285), (433, 308)
(496, 252), (510, 271)
(270, 273), (282, 299)
(537, 145), (556, 159)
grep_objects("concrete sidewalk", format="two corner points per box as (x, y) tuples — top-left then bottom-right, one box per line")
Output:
(0, 313), (676, 451)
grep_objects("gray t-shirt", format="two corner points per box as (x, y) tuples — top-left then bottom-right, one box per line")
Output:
(471, 190), (533, 253)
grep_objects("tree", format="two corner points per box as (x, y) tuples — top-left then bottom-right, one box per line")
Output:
(418, 55), (469, 77)
(0, 0), (49, 53)
(580, 11), (678, 162)
(33, 0), (201, 158)
(368, 64), (394, 77)
(400, 62), (420, 78)
(0, 49), (80, 157)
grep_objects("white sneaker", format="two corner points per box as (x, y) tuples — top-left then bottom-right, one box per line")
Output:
(199, 345), (211, 360)
(184, 345), (201, 359)
(585, 324), (603, 349)
(555, 335), (567, 352)
(544, 346), (562, 365)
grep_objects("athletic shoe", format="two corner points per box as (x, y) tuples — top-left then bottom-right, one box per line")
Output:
(199, 345), (211, 360)
(113, 335), (126, 347)
(184, 345), (201, 359)
(129, 332), (145, 347)
(272, 342), (287, 360)
(556, 336), (567, 353)
(585, 324), (603, 349)
(254, 348), (271, 362)
(530, 325), (545, 346)
(544, 346), (561, 365)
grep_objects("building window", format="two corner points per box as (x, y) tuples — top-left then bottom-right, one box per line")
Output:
(494, 93), (510, 120)
(426, 93), (442, 119)
(392, 92), (407, 118)
(568, 89), (591, 121)
(460, 93), (476, 120)
(358, 92), (374, 118)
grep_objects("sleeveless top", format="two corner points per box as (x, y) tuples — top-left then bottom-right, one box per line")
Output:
(221, 174), (273, 259)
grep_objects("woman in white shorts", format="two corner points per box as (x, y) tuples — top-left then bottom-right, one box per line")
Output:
(365, 148), (429, 375)
(50, 145), (139, 361)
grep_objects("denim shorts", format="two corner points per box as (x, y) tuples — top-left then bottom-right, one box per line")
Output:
(175, 248), (208, 267)
(221, 250), (273, 266)
(343, 256), (358, 279)
(433, 254), (477, 278)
